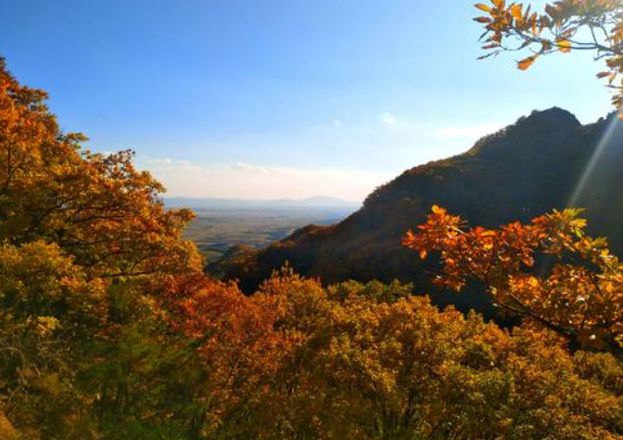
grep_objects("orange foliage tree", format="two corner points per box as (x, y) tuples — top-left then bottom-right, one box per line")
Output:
(0, 56), (203, 437)
(474, 0), (623, 109)
(159, 272), (296, 437)
(198, 271), (623, 439)
(0, 57), (200, 278)
(404, 205), (623, 355)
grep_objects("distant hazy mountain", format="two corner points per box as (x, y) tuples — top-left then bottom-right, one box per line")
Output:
(214, 108), (623, 316)
(165, 196), (361, 210)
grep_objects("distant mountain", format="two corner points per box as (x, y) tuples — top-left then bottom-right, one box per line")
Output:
(213, 108), (623, 315)
(165, 196), (361, 210)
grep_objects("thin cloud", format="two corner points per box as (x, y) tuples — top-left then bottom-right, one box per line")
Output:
(136, 117), (504, 201)
(381, 112), (399, 126)
(232, 162), (272, 173)
(140, 157), (390, 202)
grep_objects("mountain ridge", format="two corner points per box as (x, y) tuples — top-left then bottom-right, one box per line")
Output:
(211, 107), (623, 315)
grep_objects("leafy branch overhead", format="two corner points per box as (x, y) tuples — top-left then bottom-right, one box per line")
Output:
(474, 0), (623, 109)
(404, 205), (623, 356)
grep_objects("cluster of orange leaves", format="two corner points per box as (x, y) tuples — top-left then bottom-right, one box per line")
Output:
(404, 205), (623, 354)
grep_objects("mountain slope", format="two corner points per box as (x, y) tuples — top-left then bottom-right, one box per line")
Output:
(213, 108), (623, 313)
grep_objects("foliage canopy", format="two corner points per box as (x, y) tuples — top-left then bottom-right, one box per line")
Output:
(2, 54), (623, 438)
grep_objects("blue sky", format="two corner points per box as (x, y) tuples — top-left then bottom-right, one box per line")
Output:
(1, 0), (612, 201)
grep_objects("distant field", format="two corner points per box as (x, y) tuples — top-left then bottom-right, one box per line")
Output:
(183, 207), (356, 262)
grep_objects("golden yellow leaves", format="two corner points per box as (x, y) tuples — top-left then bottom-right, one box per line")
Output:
(206, 271), (623, 438)
(33, 316), (60, 337)
(557, 39), (572, 53)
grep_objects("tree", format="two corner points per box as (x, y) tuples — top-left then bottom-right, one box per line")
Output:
(404, 205), (623, 356)
(225, 273), (623, 439)
(0, 57), (201, 278)
(0, 241), (106, 438)
(0, 57), (204, 438)
(474, 0), (623, 109)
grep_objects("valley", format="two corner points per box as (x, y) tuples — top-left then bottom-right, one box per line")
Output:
(181, 204), (357, 262)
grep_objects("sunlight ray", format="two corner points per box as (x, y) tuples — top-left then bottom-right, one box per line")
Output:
(567, 113), (621, 208)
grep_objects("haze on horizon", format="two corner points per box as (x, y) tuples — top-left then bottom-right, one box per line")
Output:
(0, 0), (612, 201)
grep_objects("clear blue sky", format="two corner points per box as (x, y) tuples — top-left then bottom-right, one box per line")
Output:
(1, 0), (612, 201)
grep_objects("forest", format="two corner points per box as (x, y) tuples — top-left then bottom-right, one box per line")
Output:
(3, 0), (623, 439)
(0, 56), (622, 439)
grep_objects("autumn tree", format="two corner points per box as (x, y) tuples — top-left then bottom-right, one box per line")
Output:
(0, 56), (204, 438)
(0, 57), (201, 278)
(158, 272), (297, 438)
(404, 205), (623, 356)
(0, 241), (107, 438)
(213, 272), (623, 439)
(474, 0), (623, 108)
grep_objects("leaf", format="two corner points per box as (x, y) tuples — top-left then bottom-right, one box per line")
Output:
(557, 39), (571, 53)
(419, 249), (428, 260)
(510, 4), (523, 21)
(517, 55), (537, 70)
(432, 205), (447, 215)
(475, 3), (492, 13)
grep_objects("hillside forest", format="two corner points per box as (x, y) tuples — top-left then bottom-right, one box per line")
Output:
(3, 0), (623, 438)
